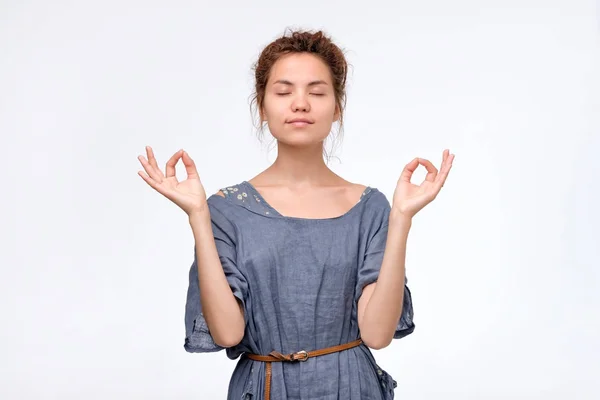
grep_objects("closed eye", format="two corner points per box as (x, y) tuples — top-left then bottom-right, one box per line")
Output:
(275, 93), (325, 96)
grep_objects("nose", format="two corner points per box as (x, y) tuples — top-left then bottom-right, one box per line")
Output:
(291, 93), (310, 112)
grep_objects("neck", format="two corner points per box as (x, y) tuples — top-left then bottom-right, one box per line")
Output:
(266, 141), (336, 187)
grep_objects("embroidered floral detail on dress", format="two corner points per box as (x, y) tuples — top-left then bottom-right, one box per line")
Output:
(357, 187), (371, 203)
(375, 364), (397, 397)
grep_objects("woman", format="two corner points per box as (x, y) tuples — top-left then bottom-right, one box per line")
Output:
(138, 29), (454, 400)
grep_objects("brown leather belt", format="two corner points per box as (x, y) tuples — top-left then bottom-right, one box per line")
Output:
(245, 338), (363, 400)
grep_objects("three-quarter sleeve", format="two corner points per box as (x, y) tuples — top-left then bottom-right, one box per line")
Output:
(355, 194), (415, 339)
(184, 199), (249, 353)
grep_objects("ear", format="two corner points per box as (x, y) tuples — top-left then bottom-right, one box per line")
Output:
(259, 107), (267, 123)
(333, 104), (341, 122)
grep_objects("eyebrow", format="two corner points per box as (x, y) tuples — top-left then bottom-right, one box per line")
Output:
(272, 79), (329, 86)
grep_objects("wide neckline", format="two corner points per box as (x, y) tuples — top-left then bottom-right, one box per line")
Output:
(241, 180), (374, 222)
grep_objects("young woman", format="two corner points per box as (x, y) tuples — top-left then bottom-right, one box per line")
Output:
(138, 29), (454, 400)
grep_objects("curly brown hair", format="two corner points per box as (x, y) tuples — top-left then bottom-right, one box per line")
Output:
(249, 28), (350, 160)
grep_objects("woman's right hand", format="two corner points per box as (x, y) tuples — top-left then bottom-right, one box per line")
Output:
(138, 146), (208, 216)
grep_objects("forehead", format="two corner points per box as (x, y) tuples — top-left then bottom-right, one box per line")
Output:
(269, 53), (332, 84)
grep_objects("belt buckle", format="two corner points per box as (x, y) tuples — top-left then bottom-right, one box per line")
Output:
(291, 350), (309, 362)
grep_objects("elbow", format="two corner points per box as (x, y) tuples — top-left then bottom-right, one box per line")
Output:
(361, 332), (393, 350)
(365, 339), (392, 351)
(213, 329), (244, 348)
(205, 301), (246, 348)
(214, 336), (242, 349)
(211, 317), (245, 348)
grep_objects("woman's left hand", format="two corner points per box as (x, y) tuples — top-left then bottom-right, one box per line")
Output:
(392, 149), (455, 219)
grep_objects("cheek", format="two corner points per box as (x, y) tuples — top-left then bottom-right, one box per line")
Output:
(317, 99), (337, 119)
(263, 97), (285, 121)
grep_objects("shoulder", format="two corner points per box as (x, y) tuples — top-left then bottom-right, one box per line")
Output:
(207, 181), (266, 216)
(357, 186), (391, 226)
(207, 182), (245, 202)
(205, 183), (245, 228)
(361, 186), (390, 209)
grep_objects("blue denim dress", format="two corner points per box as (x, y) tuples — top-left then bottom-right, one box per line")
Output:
(184, 181), (415, 399)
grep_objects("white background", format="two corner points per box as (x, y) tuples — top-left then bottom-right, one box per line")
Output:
(1, 0), (599, 399)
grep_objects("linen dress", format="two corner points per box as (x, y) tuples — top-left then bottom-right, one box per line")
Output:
(184, 181), (415, 399)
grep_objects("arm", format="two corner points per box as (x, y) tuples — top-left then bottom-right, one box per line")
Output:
(358, 209), (411, 350)
(137, 148), (246, 349)
(189, 194), (245, 348)
(358, 149), (454, 349)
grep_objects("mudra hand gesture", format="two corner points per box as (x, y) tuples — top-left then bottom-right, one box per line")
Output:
(137, 146), (208, 216)
(392, 149), (455, 218)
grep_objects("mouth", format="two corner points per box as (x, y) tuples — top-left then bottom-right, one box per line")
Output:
(287, 119), (314, 127)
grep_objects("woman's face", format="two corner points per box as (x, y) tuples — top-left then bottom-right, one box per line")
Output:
(261, 52), (339, 148)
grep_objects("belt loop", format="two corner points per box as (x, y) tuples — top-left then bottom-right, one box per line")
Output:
(246, 338), (363, 400)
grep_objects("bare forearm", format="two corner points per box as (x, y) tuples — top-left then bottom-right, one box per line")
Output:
(189, 211), (245, 348)
(361, 209), (411, 348)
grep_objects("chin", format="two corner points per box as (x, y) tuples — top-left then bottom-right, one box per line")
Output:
(272, 132), (328, 148)
(271, 125), (330, 146)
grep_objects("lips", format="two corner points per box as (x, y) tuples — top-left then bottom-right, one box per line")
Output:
(287, 118), (313, 124)
(287, 119), (314, 128)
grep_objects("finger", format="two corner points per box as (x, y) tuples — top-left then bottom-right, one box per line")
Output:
(138, 155), (163, 182)
(165, 149), (184, 179)
(139, 170), (177, 202)
(138, 170), (162, 192)
(433, 149), (449, 183)
(399, 158), (419, 183)
(182, 151), (200, 180)
(440, 149), (446, 167)
(418, 158), (438, 182)
(146, 146), (164, 179)
(435, 153), (454, 189)
(435, 149), (449, 184)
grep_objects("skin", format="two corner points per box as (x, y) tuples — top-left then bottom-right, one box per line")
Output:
(247, 52), (366, 218)
(137, 52), (455, 350)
